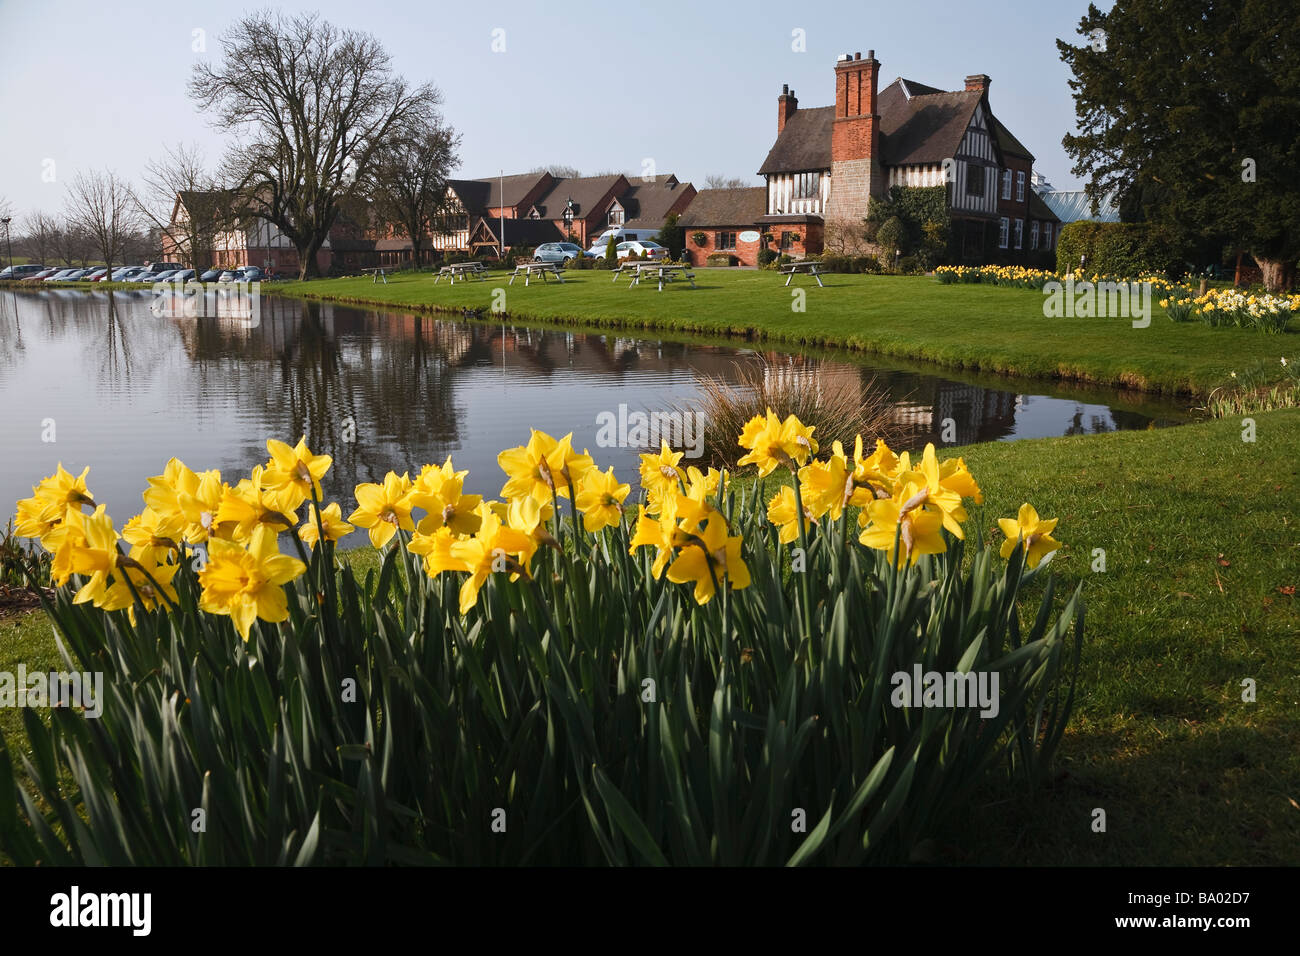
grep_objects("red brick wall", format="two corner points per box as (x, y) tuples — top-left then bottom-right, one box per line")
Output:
(685, 227), (762, 267)
(832, 54), (879, 163)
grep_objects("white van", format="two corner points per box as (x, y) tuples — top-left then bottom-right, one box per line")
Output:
(587, 228), (661, 258)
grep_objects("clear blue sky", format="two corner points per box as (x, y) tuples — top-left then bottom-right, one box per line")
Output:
(0, 0), (1103, 220)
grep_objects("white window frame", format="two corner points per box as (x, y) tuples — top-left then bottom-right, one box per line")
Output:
(1016, 171), (1026, 202)
(1043, 222), (1052, 248)
(1001, 169), (1012, 200)
(1030, 221), (1040, 250)
(1014, 218), (1024, 249)
(998, 217), (1010, 249)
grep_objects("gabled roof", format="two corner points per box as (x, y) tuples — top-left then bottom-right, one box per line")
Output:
(757, 106), (834, 175)
(1037, 190), (1120, 223)
(533, 174), (627, 219)
(756, 78), (1034, 173)
(988, 113), (1033, 161)
(678, 187), (767, 227)
(1027, 190), (1060, 223)
(619, 177), (694, 229)
(472, 216), (566, 246)
(448, 179), (490, 211)
(878, 83), (983, 166)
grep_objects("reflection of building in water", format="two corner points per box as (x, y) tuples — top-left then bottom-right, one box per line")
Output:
(889, 380), (1019, 445)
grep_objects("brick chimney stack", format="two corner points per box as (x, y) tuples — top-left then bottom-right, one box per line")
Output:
(778, 83), (798, 134)
(826, 49), (883, 224)
(832, 51), (879, 162)
(964, 74), (991, 95)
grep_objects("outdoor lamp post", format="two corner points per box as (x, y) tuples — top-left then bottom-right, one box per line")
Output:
(563, 198), (574, 242)
(1, 218), (12, 274)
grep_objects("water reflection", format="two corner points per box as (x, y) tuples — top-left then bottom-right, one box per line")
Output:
(0, 290), (1190, 516)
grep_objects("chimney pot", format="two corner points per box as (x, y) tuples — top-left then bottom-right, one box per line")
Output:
(855, 51), (861, 59)
(782, 83), (789, 95)
(867, 49), (874, 59)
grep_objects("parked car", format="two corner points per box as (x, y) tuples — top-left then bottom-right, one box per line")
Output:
(171, 269), (197, 283)
(239, 266), (265, 281)
(532, 242), (586, 265)
(44, 269), (83, 282)
(145, 262), (186, 274)
(199, 269), (223, 282)
(26, 268), (62, 282)
(82, 268), (109, 282)
(614, 240), (668, 261)
(1, 264), (47, 280)
(586, 228), (662, 257)
(218, 269), (251, 283)
(108, 267), (146, 282)
(150, 270), (182, 283)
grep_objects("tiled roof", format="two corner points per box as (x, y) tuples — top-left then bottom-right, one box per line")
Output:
(678, 187), (768, 227)
(531, 174), (627, 219)
(757, 107), (834, 175)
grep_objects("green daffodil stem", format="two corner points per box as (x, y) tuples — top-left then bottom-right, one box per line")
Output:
(790, 468), (814, 655)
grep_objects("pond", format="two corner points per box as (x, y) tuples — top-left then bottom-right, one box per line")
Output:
(0, 289), (1193, 517)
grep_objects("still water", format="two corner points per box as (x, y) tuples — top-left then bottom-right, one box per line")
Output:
(0, 289), (1191, 518)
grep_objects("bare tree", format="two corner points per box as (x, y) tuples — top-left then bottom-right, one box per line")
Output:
(65, 170), (140, 279)
(531, 164), (581, 178)
(369, 123), (461, 267)
(189, 11), (443, 280)
(136, 143), (231, 272)
(22, 211), (59, 265)
(704, 174), (751, 189)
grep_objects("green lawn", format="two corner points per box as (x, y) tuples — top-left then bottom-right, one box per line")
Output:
(274, 270), (1296, 398)
(3, 409), (1296, 864)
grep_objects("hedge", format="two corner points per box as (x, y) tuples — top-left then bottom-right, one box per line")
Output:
(1055, 221), (1187, 277)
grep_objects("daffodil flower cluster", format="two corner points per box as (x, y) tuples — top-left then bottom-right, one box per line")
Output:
(13, 438), (339, 638)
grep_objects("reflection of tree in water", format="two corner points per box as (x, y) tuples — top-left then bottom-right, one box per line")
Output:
(100, 292), (134, 384)
(1063, 407), (1116, 436)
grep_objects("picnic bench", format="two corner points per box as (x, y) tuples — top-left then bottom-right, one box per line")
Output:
(779, 260), (825, 287)
(434, 261), (489, 284)
(362, 267), (388, 284)
(508, 261), (566, 286)
(628, 261), (697, 292)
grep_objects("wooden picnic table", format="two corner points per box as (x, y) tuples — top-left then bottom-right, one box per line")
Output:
(779, 260), (825, 287)
(434, 261), (488, 284)
(508, 261), (566, 286)
(362, 266), (388, 284)
(628, 261), (697, 292)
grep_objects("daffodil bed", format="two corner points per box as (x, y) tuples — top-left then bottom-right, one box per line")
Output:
(1, 417), (1082, 865)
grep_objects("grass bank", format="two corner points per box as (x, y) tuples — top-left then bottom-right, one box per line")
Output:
(272, 270), (1296, 398)
(2, 409), (1296, 864)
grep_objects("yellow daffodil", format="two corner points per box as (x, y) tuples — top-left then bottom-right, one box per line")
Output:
(348, 472), (415, 548)
(798, 442), (854, 521)
(766, 485), (808, 544)
(299, 501), (354, 548)
(498, 429), (590, 503)
(448, 509), (535, 614)
(858, 483), (947, 568)
(261, 437), (332, 511)
(575, 466), (630, 533)
(410, 458), (483, 537)
(63, 505), (121, 607)
(737, 409), (818, 476)
(14, 491), (58, 540)
(408, 525), (468, 578)
(665, 512), (751, 605)
(121, 506), (185, 566)
(998, 503), (1061, 569)
(33, 464), (95, 522)
(216, 465), (299, 542)
(197, 524), (306, 640)
(684, 465), (724, 502)
(629, 496), (686, 579)
(894, 444), (969, 539)
(98, 557), (179, 623)
(639, 440), (686, 504)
